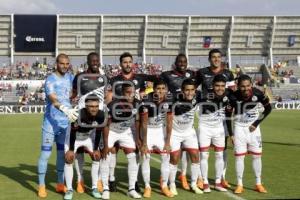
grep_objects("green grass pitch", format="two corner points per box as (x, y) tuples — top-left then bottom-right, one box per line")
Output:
(0, 110), (300, 200)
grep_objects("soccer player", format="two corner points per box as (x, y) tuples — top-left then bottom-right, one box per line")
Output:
(160, 54), (199, 190)
(196, 48), (235, 188)
(168, 79), (203, 195)
(37, 54), (77, 198)
(197, 74), (232, 193)
(227, 74), (272, 194)
(139, 79), (174, 198)
(64, 94), (106, 200)
(106, 52), (156, 192)
(101, 83), (142, 199)
(71, 52), (107, 194)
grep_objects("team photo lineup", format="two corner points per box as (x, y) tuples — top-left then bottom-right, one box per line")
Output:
(36, 48), (273, 200)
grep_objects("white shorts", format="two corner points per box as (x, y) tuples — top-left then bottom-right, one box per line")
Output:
(146, 127), (166, 153)
(170, 128), (199, 153)
(108, 128), (136, 150)
(65, 135), (94, 154)
(234, 125), (262, 156)
(198, 124), (225, 152)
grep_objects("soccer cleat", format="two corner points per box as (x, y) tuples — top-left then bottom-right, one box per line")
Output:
(178, 174), (190, 190)
(38, 185), (47, 198)
(143, 187), (151, 198)
(191, 185), (203, 194)
(76, 181), (85, 193)
(197, 178), (204, 190)
(221, 179), (231, 188)
(135, 182), (141, 193)
(64, 190), (73, 200)
(91, 188), (102, 199)
(56, 183), (67, 193)
(169, 185), (178, 196)
(97, 180), (103, 193)
(109, 181), (117, 192)
(215, 183), (227, 192)
(127, 189), (142, 199)
(255, 184), (267, 193)
(234, 185), (244, 194)
(102, 190), (110, 200)
(203, 184), (211, 193)
(161, 186), (174, 198)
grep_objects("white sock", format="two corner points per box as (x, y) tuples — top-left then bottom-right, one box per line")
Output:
(190, 163), (200, 187)
(197, 152), (202, 180)
(127, 153), (138, 190)
(169, 164), (178, 187)
(74, 153), (84, 182)
(235, 155), (245, 186)
(215, 151), (224, 184)
(200, 152), (209, 184)
(109, 153), (117, 182)
(222, 150), (228, 180)
(252, 155), (262, 185)
(91, 161), (100, 189)
(141, 154), (151, 188)
(181, 151), (188, 176)
(98, 159), (103, 182)
(161, 154), (170, 187)
(64, 163), (73, 190)
(101, 153), (110, 190)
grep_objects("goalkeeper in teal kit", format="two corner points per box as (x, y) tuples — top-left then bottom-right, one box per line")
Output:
(37, 54), (78, 198)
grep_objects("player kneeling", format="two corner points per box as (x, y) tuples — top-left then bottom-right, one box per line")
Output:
(64, 94), (106, 200)
(168, 79), (203, 195)
(197, 75), (232, 193)
(139, 79), (174, 198)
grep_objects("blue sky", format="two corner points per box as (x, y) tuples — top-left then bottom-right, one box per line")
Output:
(0, 0), (299, 15)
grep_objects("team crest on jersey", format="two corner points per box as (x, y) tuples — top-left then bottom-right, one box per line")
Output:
(133, 80), (138, 85)
(192, 99), (197, 105)
(162, 103), (169, 110)
(98, 77), (104, 83)
(143, 107), (148, 113)
(132, 108), (137, 114)
(223, 96), (228, 102)
(252, 95), (258, 102)
(185, 72), (191, 78)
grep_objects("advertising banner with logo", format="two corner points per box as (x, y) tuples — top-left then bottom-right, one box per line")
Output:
(14, 15), (56, 52)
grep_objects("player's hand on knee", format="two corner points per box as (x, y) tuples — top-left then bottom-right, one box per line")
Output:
(101, 146), (109, 159)
(163, 143), (171, 153)
(230, 136), (235, 145)
(92, 150), (101, 161)
(140, 144), (148, 156)
(65, 150), (75, 164)
(249, 125), (257, 132)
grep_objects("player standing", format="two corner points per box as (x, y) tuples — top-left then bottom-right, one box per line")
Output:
(37, 54), (77, 198)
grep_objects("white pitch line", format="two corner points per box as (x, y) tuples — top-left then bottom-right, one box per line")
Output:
(149, 156), (247, 200)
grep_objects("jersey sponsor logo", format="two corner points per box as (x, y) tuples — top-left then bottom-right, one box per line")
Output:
(171, 74), (178, 77)
(204, 74), (212, 78)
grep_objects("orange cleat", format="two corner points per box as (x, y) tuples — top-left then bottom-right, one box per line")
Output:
(161, 186), (174, 198)
(178, 174), (190, 190)
(221, 179), (231, 188)
(197, 178), (204, 190)
(56, 183), (67, 193)
(38, 185), (47, 198)
(234, 185), (244, 194)
(143, 187), (151, 198)
(76, 181), (85, 193)
(97, 180), (103, 193)
(255, 184), (267, 193)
